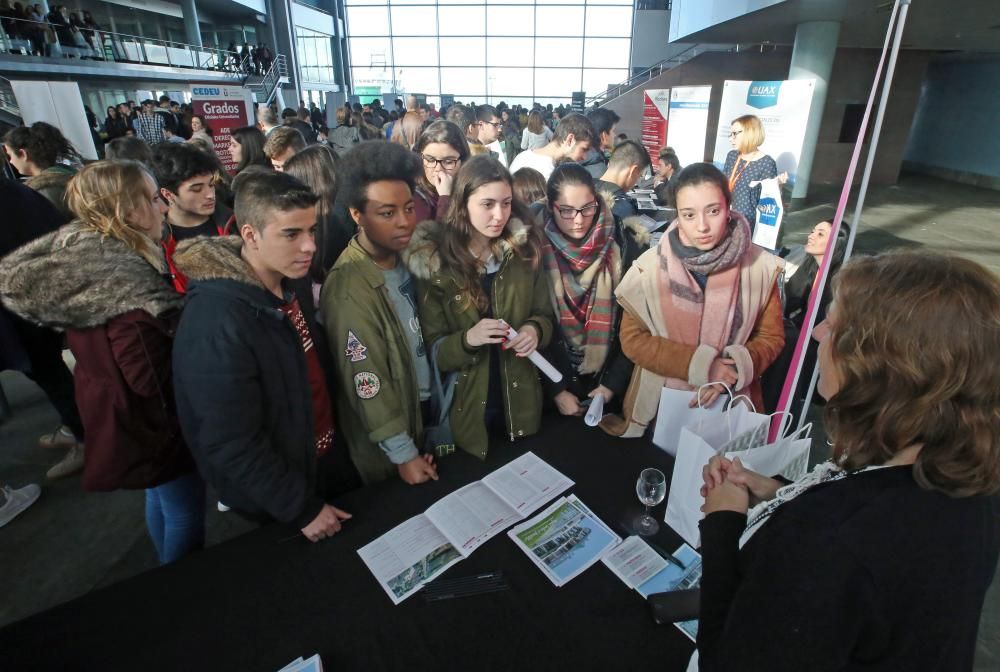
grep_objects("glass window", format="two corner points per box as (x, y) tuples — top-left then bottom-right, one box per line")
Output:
(486, 67), (534, 97)
(392, 37), (438, 67)
(438, 6), (486, 36)
(347, 6), (390, 36)
(440, 67), (486, 97)
(535, 37), (583, 69)
(534, 67), (580, 99)
(398, 66), (440, 96)
(353, 67), (391, 93)
(390, 6), (436, 36)
(535, 6), (584, 36)
(583, 38), (630, 69)
(584, 6), (633, 37)
(486, 6), (534, 36)
(487, 37), (534, 68)
(581, 68), (628, 98)
(345, 0), (386, 5)
(350, 36), (392, 68)
(439, 37), (485, 66)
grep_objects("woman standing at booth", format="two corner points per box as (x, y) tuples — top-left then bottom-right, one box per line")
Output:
(605, 163), (784, 438)
(721, 114), (784, 229)
(405, 155), (553, 459)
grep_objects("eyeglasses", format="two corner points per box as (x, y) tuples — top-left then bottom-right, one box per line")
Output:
(480, 120), (503, 130)
(555, 202), (599, 220)
(422, 155), (461, 170)
(729, 130), (743, 138)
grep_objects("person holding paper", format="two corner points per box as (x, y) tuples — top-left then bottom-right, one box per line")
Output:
(604, 164), (784, 438)
(536, 163), (648, 418)
(697, 251), (1000, 671)
(321, 141), (440, 486)
(405, 155), (553, 459)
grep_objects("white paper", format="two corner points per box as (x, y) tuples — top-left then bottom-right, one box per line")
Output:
(636, 214), (662, 232)
(505, 325), (563, 383)
(357, 514), (464, 605)
(601, 536), (669, 589)
(508, 496), (621, 587)
(426, 481), (522, 555)
(651, 387), (724, 457)
(482, 451), (574, 517)
(584, 394), (605, 427)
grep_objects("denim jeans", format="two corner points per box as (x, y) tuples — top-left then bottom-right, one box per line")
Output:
(145, 472), (206, 564)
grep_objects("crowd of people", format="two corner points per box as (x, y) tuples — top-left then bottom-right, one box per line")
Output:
(0, 95), (997, 670)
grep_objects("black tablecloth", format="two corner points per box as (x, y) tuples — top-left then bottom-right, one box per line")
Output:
(0, 415), (696, 671)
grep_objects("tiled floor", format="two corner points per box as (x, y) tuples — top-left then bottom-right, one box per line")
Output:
(0, 174), (997, 669)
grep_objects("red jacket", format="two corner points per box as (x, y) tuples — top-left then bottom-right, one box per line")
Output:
(67, 309), (195, 491)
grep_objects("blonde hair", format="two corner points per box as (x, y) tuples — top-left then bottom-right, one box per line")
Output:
(65, 160), (164, 270)
(732, 114), (765, 154)
(826, 251), (1000, 497)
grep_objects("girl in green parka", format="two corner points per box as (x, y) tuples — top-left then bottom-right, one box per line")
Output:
(404, 155), (554, 459)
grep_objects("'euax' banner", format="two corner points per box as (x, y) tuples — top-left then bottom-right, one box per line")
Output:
(640, 89), (670, 166)
(664, 85), (712, 169)
(191, 85), (255, 174)
(712, 80), (815, 186)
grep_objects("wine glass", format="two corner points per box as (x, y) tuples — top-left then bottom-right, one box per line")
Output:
(636, 468), (666, 536)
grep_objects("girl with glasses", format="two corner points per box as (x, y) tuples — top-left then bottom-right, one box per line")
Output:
(412, 120), (471, 223)
(722, 114), (786, 230)
(604, 163), (784, 437)
(537, 163), (649, 419)
(405, 155), (553, 459)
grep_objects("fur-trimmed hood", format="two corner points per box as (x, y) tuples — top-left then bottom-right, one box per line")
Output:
(594, 181), (653, 247)
(171, 235), (265, 289)
(0, 221), (181, 330)
(402, 217), (533, 281)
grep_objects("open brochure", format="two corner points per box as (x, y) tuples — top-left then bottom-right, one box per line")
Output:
(359, 452), (573, 604)
(603, 537), (702, 642)
(507, 495), (621, 587)
(277, 654), (323, 672)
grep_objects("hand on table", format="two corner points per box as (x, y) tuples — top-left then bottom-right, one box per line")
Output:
(701, 456), (781, 508)
(398, 454), (439, 485)
(554, 390), (584, 416)
(301, 503), (353, 542)
(505, 323), (539, 357)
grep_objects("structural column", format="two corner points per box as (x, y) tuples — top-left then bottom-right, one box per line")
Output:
(180, 0), (203, 47)
(788, 20), (840, 201)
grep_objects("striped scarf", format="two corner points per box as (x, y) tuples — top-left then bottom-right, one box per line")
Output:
(541, 207), (621, 375)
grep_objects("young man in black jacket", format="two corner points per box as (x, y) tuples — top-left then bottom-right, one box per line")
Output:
(171, 171), (351, 542)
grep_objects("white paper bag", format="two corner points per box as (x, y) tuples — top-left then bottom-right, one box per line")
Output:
(750, 177), (784, 251)
(651, 387), (724, 457)
(727, 423), (812, 482)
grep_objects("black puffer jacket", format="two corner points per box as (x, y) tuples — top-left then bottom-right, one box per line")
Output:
(171, 236), (324, 527)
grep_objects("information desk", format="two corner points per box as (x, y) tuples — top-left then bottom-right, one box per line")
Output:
(0, 416), (697, 671)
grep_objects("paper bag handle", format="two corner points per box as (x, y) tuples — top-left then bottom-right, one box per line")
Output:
(695, 381), (734, 411)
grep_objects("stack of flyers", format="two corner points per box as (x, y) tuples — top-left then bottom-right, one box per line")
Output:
(277, 654), (323, 672)
(603, 537), (702, 642)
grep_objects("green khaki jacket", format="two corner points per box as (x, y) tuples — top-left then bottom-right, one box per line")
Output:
(404, 218), (553, 459)
(321, 238), (423, 484)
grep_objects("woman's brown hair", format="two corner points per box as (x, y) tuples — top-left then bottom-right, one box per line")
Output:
(825, 251), (1000, 497)
(527, 110), (545, 135)
(65, 160), (164, 270)
(413, 120), (470, 197)
(437, 155), (539, 312)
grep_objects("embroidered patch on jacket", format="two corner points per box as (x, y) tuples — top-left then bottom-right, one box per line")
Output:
(345, 330), (368, 362)
(354, 371), (381, 399)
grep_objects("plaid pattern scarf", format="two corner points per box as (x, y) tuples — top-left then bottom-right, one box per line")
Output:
(541, 206), (621, 375)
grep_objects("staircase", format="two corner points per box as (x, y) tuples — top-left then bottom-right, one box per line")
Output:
(243, 54), (290, 106)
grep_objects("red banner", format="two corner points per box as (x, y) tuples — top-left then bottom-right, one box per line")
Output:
(641, 89), (670, 165)
(191, 85), (254, 174)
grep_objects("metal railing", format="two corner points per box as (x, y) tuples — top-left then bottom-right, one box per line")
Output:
(0, 16), (245, 74)
(0, 75), (19, 118)
(589, 43), (769, 107)
(244, 54), (289, 105)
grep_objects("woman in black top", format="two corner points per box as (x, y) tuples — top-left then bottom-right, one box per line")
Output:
(697, 251), (1000, 671)
(721, 115), (785, 228)
(104, 106), (128, 141)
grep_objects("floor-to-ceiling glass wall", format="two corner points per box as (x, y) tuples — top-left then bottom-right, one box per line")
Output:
(345, 0), (633, 107)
